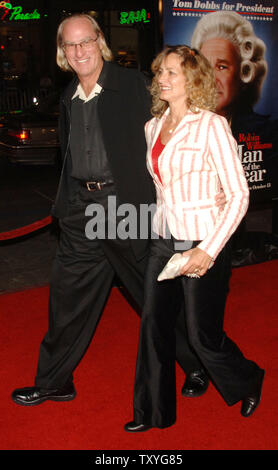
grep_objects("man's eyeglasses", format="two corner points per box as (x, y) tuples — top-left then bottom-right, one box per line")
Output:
(62, 36), (98, 53)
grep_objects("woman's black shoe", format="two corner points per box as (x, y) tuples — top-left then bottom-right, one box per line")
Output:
(124, 421), (152, 433)
(241, 370), (265, 418)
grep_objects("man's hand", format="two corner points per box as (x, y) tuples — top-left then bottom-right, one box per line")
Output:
(215, 188), (226, 211)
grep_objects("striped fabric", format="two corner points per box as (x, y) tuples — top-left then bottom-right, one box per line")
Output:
(145, 108), (249, 260)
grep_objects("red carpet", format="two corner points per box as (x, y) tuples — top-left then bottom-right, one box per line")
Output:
(0, 260), (278, 451)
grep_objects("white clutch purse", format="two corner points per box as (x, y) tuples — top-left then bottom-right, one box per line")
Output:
(157, 253), (213, 281)
(157, 253), (191, 281)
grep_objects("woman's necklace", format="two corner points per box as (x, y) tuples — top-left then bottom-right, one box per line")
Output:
(166, 112), (187, 134)
(166, 120), (178, 134)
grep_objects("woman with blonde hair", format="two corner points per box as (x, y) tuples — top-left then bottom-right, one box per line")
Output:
(124, 45), (264, 432)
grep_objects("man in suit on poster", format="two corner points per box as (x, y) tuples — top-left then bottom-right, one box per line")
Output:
(191, 11), (278, 261)
(11, 13), (214, 406)
(191, 11), (278, 207)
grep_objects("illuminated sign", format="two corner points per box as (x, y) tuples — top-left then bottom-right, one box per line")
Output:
(0, 2), (42, 21)
(120, 9), (151, 25)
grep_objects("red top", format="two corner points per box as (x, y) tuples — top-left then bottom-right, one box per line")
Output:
(151, 133), (165, 184)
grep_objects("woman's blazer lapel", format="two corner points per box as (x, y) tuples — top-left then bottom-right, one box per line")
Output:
(146, 109), (202, 178)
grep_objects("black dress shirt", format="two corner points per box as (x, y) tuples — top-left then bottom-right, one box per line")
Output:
(69, 62), (113, 182)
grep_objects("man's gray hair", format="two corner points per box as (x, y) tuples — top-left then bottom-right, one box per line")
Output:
(56, 13), (113, 72)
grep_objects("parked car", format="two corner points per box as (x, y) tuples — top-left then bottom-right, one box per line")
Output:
(0, 92), (60, 165)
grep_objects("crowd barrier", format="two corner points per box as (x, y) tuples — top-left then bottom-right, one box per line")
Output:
(0, 216), (53, 241)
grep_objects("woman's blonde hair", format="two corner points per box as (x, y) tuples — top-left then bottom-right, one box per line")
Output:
(56, 13), (113, 72)
(191, 11), (267, 106)
(150, 45), (217, 118)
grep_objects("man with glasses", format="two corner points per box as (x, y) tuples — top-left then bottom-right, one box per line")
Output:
(11, 13), (209, 406)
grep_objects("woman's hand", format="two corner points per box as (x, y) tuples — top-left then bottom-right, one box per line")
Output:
(180, 247), (213, 277)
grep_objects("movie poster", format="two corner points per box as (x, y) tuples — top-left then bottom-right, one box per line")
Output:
(162, 0), (278, 205)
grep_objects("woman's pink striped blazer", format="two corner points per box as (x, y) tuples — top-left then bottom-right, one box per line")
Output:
(145, 108), (249, 260)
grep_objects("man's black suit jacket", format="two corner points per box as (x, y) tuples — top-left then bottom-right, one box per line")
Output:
(51, 61), (155, 260)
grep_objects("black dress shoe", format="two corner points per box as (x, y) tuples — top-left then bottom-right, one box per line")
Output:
(181, 369), (209, 398)
(241, 370), (265, 418)
(124, 421), (152, 433)
(11, 382), (76, 406)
